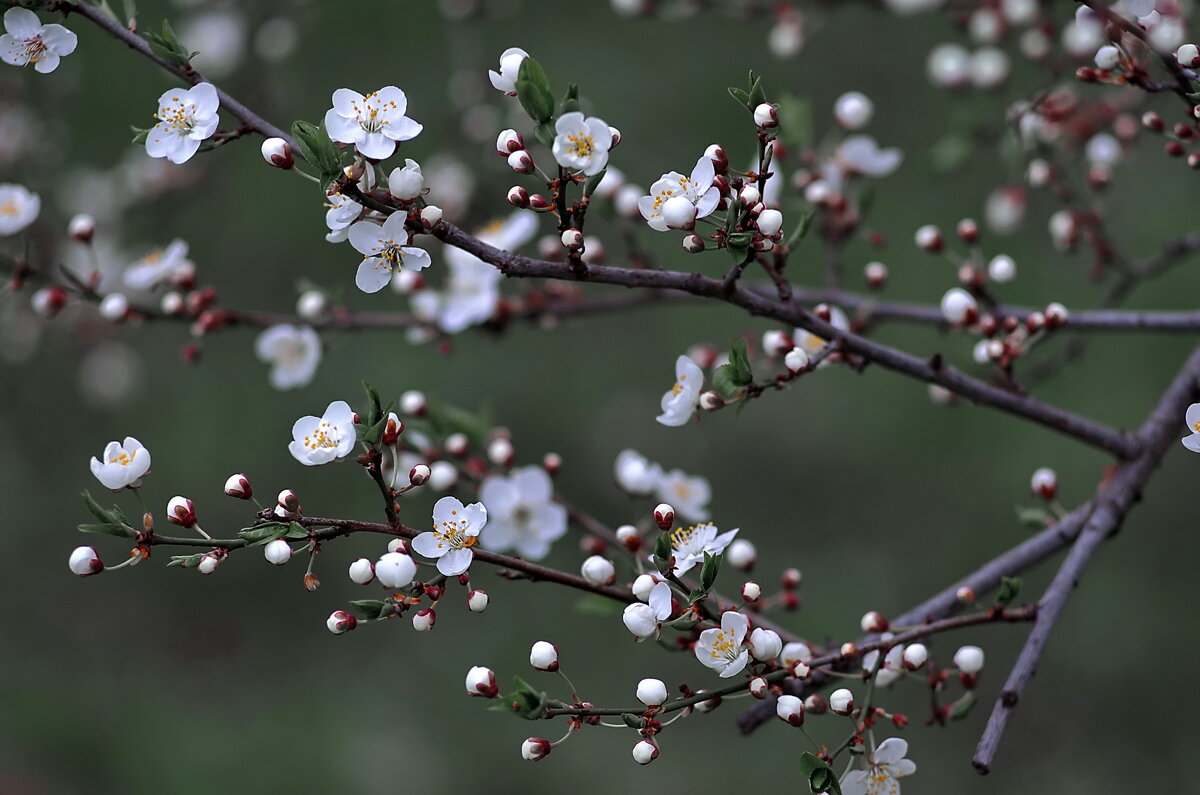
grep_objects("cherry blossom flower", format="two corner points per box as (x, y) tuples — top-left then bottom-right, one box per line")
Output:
(657, 354), (703, 427)
(412, 496), (488, 577)
(841, 738), (916, 795)
(862, 636), (906, 687)
(348, 212), (431, 294)
(638, 156), (720, 232)
(614, 449), (663, 495)
(665, 522), (739, 577)
(794, 306), (849, 358)
(551, 112), (612, 176)
(288, 400), (356, 466)
(695, 610), (751, 678)
(0, 8), (77, 74)
(388, 159), (424, 201)
(254, 324), (322, 390)
(478, 465), (567, 560)
(324, 86), (422, 161)
(123, 239), (193, 290)
(622, 581), (672, 638)
(146, 83), (220, 165)
(488, 47), (529, 95)
(0, 183), (40, 236)
(324, 167), (377, 243)
(412, 212), (535, 333)
(1182, 403), (1200, 452)
(655, 469), (711, 522)
(90, 437), (151, 490)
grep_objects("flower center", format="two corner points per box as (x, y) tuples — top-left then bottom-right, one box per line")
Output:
(352, 92), (399, 134)
(1193, 420), (1200, 432)
(22, 37), (46, 63)
(566, 133), (595, 158)
(0, 201), (18, 216)
(108, 449), (139, 467)
(301, 421), (341, 451)
(154, 96), (198, 135)
(708, 628), (741, 662)
(431, 508), (477, 550)
(670, 373), (688, 396)
(377, 242), (406, 265)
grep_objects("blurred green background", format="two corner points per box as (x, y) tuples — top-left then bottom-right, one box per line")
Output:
(3, 0), (1199, 792)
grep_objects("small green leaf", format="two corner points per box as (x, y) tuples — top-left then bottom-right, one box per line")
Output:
(700, 551), (722, 591)
(621, 713), (646, 729)
(784, 212), (815, 249)
(727, 87), (751, 108)
(285, 522), (310, 540)
(560, 83), (580, 115)
(799, 752), (842, 795)
(996, 576), (1022, 607)
(130, 125), (151, 145)
(490, 676), (549, 720)
(948, 690), (977, 720)
(1015, 506), (1052, 529)
(687, 587), (708, 604)
(349, 599), (394, 620)
(583, 168), (607, 198)
(237, 522), (289, 547)
(167, 552), (207, 568)
(290, 119), (342, 179)
(747, 72), (766, 110)
(81, 490), (119, 524)
(652, 532), (673, 575)
(362, 381), (383, 426)
(77, 523), (132, 537)
(361, 400), (396, 445)
(142, 20), (192, 66)
(515, 57), (555, 123)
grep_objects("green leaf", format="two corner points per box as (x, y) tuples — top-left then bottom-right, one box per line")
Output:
(167, 552), (207, 568)
(712, 339), (754, 398)
(799, 752), (842, 795)
(747, 71), (766, 110)
(652, 532), (673, 575)
(560, 83), (580, 115)
(533, 120), (556, 148)
(78, 523), (132, 537)
(700, 551), (722, 591)
(130, 125), (151, 145)
(285, 522), (310, 540)
(948, 690), (977, 720)
(687, 587), (708, 604)
(290, 119), (342, 179)
(574, 594), (624, 617)
(583, 168), (607, 198)
(361, 400), (396, 445)
(237, 522), (289, 547)
(1015, 506), (1052, 529)
(784, 212), (815, 249)
(929, 133), (973, 174)
(727, 86), (751, 109)
(122, 0), (137, 24)
(621, 713), (646, 729)
(777, 94), (814, 151)
(81, 490), (119, 524)
(488, 676), (549, 720)
(515, 57), (555, 123)
(996, 576), (1022, 607)
(141, 20), (192, 66)
(350, 599), (394, 620)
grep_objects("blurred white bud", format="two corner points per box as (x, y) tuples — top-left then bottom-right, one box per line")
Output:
(581, 555), (616, 586)
(954, 645), (985, 673)
(940, 288), (978, 325)
(987, 254), (1016, 283)
(428, 461), (458, 491)
(296, 290), (327, 321)
(834, 91), (873, 130)
(1031, 467), (1057, 499)
(99, 293), (129, 322)
(726, 538), (757, 570)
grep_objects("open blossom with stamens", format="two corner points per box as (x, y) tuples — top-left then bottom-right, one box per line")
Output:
(488, 47), (529, 95)
(287, 400), (356, 466)
(655, 469), (711, 522)
(145, 83), (220, 165)
(478, 466), (567, 560)
(90, 437), (151, 490)
(348, 212), (432, 294)
(638, 156), (720, 232)
(1, 8), (77, 74)
(551, 112), (612, 176)
(841, 737), (917, 795)
(1182, 403), (1200, 452)
(623, 581), (672, 638)
(664, 522), (738, 577)
(695, 610), (751, 678)
(324, 86), (422, 160)
(0, 183), (40, 236)
(657, 354), (704, 427)
(123, 239), (194, 290)
(254, 324), (322, 390)
(411, 496), (488, 577)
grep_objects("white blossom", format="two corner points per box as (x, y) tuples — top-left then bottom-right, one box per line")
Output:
(655, 469), (711, 522)
(287, 400), (356, 466)
(581, 555), (616, 586)
(254, 324), (321, 390)
(388, 158), (424, 201)
(842, 738), (917, 795)
(349, 212), (431, 294)
(0, 8), (77, 73)
(622, 581), (672, 638)
(657, 354), (703, 427)
(1182, 403), (1200, 452)
(794, 306), (849, 358)
(478, 466), (567, 560)
(638, 156), (720, 232)
(614, 448), (663, 495)
(749, 627), (783, 661)
(664, 522), (738, 577)
(695, 610), (751, 678)
(123, 239), (194, 290)
(146, 83), (220, 165)
(412, 496), (487, 577)
(90, 436), (151, 490)
(0, 183), (40, 236)
(551, 111), (612, 176)
(488, 47), (529, 95)
(324, 86), (422, 160)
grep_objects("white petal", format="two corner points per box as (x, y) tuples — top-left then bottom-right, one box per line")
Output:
(411, 531), (446, 559)
(437, 547), (474, 576)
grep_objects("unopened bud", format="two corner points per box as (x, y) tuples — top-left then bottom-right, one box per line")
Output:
(466, 665), (499, 698)
(420, 205), (443, 228)
(521, 737), (552, 761)
(903, 643), (928, 670)
(783, 348), (810, 374)
(496, 128), (524, 155)
(99, 293), (130, 322)
(31, 286), (67, 318)
(956, 217), (979, 243)
(915, 224), (943, 252)
(468, 589), (490, 612)
(699, 391), (724, 412)
(348, 558), (375, 585)
(400, 390), (427, 416)
(1031, 467), (1057, 500)
(68, 545), (103, 576)
(507, 185), (530, 208)
(277, 488), (300, 513)
(653, 503), (674, 530)
(326, 610), (356, 635)
(753, 102), (778, 128)
(487, 436), (515, 467)
(829, 688), (855, 715)
(561, 228), (584, 250)
(748, 676), (769, 699)
(542, 452), (562, 475)
(581, 555), (616, 586)
(616, 524), (642, 552)
(260, 137), (294, 169)
(198, 552), (221, 575)
(167, 496), (197, 528)
(1044, 302), (1068, 328)
(68, 213), (95, 243)
(776, 695), (805, 727)
(804, 694), (826, 714)
(781, 568), (802, 589)
(632, 739), (659, 765)
(682, 233), (705, 253)
(507, 149), (534, 174)
(741, 581), (761, 602)
(954, 645), (985, 674)
(529, 640), (559, 672)
(956, 585), (976, 604)
(865, 262), (888, 289)
(727, 539), (757, 571)
(860, 611), (889, 633)
(412, 607), (436, 631)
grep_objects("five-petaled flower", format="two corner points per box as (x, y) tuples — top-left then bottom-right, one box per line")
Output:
(657, 354), (704, 427)
(255, 324), (322, 390)
(123, 239), (193, 290)
(1182, 402), (1200, 452)
(90, 437), (151, 490)
(638, 156), (720, 232)
(695, 610), (751, 678)
(488, 47), (529, 95)
(841, 737), (916, 795)
(288, 400), (356, 466)
(478, 466), (568, 560)
(622, 581), (673, 639)
(412, 496), (488, 576)
(324, 86), (422, 161)
(348, 212), (432, 294)
(664, 522), (738, 577)
(146, 83), (221, 165)
(0, 183), (40, 237)
(656, 469), (711, 522)
(0, 8), (77, 74)
(551, 111), (612, 176)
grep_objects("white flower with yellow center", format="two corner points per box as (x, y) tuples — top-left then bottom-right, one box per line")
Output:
(638, 156), (720, 232)
(324, 86), (422, 161)
(145, 83), (220, 165)
(655, 469), (711, 522)
(255, 324), (322, 390)
(288, 400), (356, 466)
(0, 183), (40, 236)
(412, 496), (488, 576)
(657, 354), (704, 427)
(123, 239), (193, 290)
(479, 466), (567, 560)
(348, 212), (431, 294)
(488, 47), (529, 95)
(90, 437), (151, 491)
(665, 522), (738, 577)
(794, 305), (850, 359)
(1182, 403), (1200, 452)
(0, 8), (77, 74)
(694, 610), (750, 678)
(551, 111), (612, 176)
(841, 738), (916, 795)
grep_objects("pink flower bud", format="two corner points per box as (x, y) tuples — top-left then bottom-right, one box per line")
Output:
(653, 503), (674, 531)
(507, 149), (534, 174)
(521, 737), (552, 761)
(781, 568), (802, 589)
(507, 185), (530, 208)
(276, 489), (300, 513)
(468, 589), (490, 613)
(1044, 302), (1068, 328)
(542, 452), (562, 475)
(68, 213), (95, 243)
(326, 610), (357, 635)
(530, 640), (559, 672)
(466, 665), (499, 698)
(776, 694), (805, 726)
(167, 496), (197, 528)
(412, 608), (436, 632)
(68, 545), (103, 576)
(496, 128), (524, 155)
(260, 137), (294, 169)
(409, 464), (431, 486)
